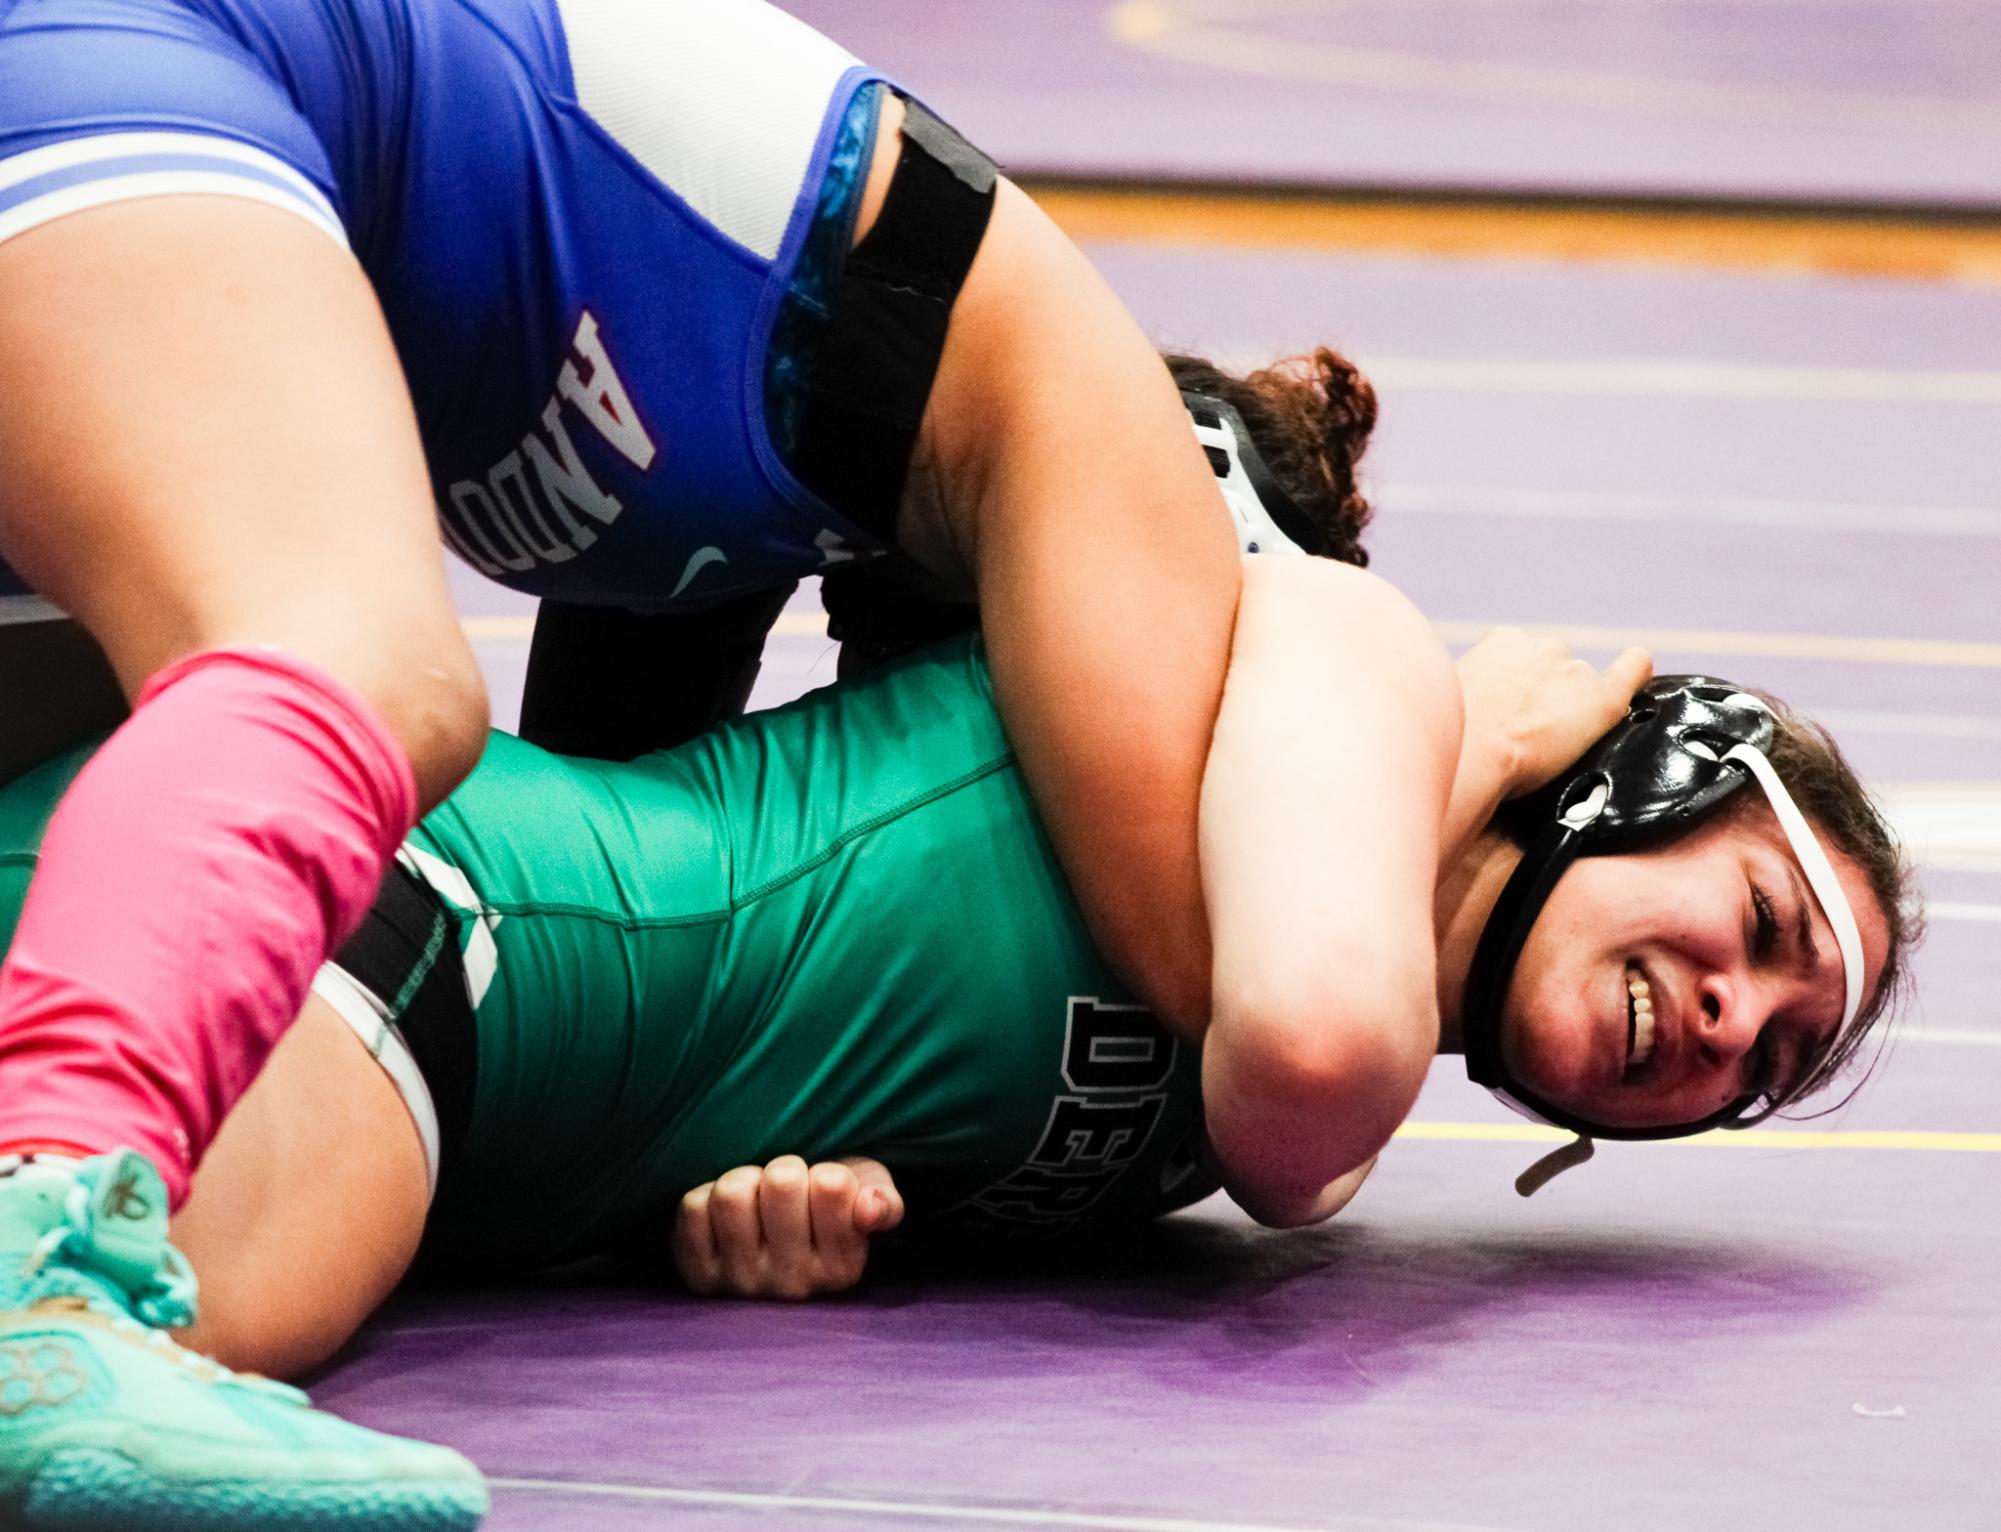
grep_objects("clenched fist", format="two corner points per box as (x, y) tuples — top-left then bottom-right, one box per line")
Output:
(673, 1154), (905, 1300)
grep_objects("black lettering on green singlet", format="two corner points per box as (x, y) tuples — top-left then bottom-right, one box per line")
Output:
(963, 996), (1178, 1233)
(1061, 996), (1174, 1093)
(1037, 1094), (1165, 1167)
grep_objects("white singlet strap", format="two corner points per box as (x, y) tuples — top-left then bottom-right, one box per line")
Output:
(0, 594), (64, 626)
(555, 0), (861, 263)
(0, 132), (349, 255)
(310, 963), (442, 1200)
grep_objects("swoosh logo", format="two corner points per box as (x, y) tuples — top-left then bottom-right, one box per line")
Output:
(1158, 1155), (1199, 1196)
(668, 546), (728, 599)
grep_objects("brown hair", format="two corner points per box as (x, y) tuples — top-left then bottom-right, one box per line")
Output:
(1744, 694), (1923, 1119)
(1164, 348), (1378, 569)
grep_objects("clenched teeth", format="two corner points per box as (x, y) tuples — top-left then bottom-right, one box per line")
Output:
(1625, 965), (1655, 1071)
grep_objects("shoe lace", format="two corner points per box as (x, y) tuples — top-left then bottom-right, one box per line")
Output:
(22, 1181), (307, 1406)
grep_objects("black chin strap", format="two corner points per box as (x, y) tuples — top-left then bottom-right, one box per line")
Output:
(1461, 820), (1581, 1095)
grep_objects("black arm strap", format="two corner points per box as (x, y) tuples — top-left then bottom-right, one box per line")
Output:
(789, 100), (998, 544)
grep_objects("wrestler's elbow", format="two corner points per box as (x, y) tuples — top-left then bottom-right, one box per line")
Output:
(1233, 1155), (1378, 1231)
(1265, 999), (1432, 1158)
(1204, 966), (1433, 1215)
(1216, 931), (1436, 1114)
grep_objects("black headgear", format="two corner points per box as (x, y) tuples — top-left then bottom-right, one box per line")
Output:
(1461, 676), (1784, 1143)
(1181, 393), (1329, 559)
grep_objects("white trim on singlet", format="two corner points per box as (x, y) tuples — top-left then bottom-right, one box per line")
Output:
(554, 0), (860, 262)
(0, 132), (349, 253)
(0, 595), (64, 626)
(311, 962), (442, 1200)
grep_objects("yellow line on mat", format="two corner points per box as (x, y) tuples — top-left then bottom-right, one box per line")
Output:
(1395, 1122), (2001, 1153)
(465, 613), (2001, 670)
(1429, 621), (2001, 670)
(1027, 183), (2001, 287)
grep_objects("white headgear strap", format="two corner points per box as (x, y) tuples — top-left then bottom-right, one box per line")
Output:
(1716, 741), (1866, 1045)
(1187, 413), (1312, 557)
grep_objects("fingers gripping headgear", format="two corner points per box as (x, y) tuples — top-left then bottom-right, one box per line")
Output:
(1182, 393), (1329, 558)
(1461, 677), (1867, 1186)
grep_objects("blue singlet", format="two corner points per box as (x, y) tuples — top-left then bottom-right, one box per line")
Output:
(0, 0), (903, 612)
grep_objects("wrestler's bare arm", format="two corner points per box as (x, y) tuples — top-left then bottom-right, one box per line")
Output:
(1195, 565), (1652, 1228)
(891, 163), (1239, 1040)
(1198, 558), (1461, 1228)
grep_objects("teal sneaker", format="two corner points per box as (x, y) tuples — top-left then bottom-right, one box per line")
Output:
(0, 1148), (487, 1530)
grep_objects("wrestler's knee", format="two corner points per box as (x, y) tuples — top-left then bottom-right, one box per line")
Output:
(177, 1287), (341, 1380)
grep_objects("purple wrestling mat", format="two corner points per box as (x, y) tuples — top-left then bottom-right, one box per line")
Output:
(783, 1), (2001, 210)
(395, 234), (1999, 1528)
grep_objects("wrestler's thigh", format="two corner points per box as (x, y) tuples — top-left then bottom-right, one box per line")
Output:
(0, 6), (459, 697)
(0, 197), (483, 787)
(172, 994), (430, 1381)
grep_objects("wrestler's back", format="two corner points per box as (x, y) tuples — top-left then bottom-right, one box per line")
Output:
(0, 635), (1221, 1271)
(411, 636), (1218, 1272)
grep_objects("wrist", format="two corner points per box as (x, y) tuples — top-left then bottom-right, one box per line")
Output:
(1441, 724), (1515, 863)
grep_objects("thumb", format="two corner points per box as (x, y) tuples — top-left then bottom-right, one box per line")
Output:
(843, 1156), (905, 1233)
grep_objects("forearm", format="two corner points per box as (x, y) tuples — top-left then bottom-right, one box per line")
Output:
(976, 504), (1236, 1034)
(1440, 722), (1515, 872)
(1198, 559), (1458, 1207)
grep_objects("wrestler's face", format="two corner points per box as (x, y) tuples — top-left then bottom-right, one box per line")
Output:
(1498, 803), (1890, 1131)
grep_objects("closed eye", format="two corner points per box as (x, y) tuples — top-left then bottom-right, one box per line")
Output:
(1750, 883), (1780, 963)
(1744, 881), (1791, 1101)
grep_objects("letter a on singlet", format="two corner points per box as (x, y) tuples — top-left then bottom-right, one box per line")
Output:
(557, 312), (656, 470)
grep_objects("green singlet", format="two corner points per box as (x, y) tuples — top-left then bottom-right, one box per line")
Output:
(0, 635), (1219, 1274)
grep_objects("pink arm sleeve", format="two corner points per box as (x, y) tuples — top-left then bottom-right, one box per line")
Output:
(0, 647), (419, 1206)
